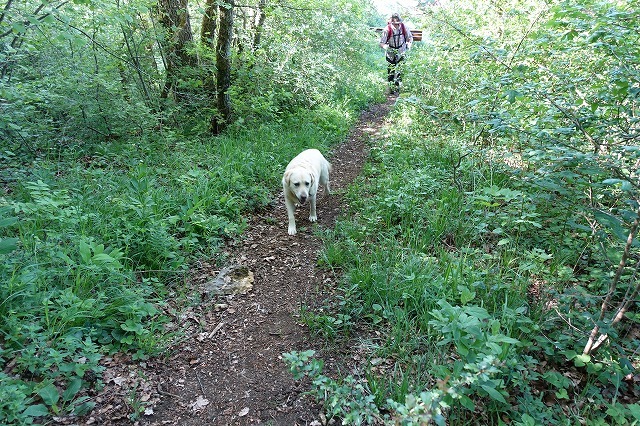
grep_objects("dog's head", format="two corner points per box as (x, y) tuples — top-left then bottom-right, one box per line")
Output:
(283, 167), (315, 204)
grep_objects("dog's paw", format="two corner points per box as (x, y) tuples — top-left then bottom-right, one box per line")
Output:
(288, 225), (297, 235)
(309, 214), (317, 222)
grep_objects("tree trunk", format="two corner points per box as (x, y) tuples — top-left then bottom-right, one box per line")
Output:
(253, 0), (267, 51)
(210, 1), (233, 134)
(157, 0), (195, 100)
(200, 0), (217, 50)
(200, 0), (217, 96)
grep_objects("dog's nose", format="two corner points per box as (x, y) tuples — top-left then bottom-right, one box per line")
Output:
(299, 196), (307, 204)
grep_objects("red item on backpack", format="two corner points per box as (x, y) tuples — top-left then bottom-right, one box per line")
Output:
(385, 22), (408, 43)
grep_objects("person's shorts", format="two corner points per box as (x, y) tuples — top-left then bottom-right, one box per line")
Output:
(385, 50), (404, 64)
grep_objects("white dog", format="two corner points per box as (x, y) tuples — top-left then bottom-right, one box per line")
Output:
(282, 149), (332, 235)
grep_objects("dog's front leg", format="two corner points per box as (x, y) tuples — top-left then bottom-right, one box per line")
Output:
(309, 193), (317, 223)
(285, 196), (297, 235)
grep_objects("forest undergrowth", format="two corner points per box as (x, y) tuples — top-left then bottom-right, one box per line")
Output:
(1, 0), (639, 424)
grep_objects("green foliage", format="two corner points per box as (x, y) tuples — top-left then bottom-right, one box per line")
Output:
(4, 0), (639, 423)
(283, 350), (382, 425)
(286, 1), (639, 424)
(1, 37), (377, 422)
(1, 0), (160, 152)
(231, 0), (385, 122)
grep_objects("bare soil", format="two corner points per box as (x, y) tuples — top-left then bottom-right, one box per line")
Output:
(76, 95), (397, 425)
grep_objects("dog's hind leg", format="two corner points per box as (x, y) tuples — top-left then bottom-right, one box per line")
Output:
(321, 164), (331, 195)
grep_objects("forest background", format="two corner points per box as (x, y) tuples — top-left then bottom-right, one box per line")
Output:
(1, 0), (639, 424)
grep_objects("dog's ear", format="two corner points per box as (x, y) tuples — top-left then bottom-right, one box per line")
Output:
(282, 171), (291, 187)
(309, 173), (315, 188)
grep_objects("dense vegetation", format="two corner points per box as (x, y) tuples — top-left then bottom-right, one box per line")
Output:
(285, 0), (640, 424)
(1, 0), (638, 424)
(0, 0), (383, 422)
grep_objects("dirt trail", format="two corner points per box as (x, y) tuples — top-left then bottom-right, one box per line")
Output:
(83, 95), (396, 426)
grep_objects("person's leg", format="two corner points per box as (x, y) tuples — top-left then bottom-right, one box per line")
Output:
(395, 56), (404, 87)
(387, 63), (395, 82)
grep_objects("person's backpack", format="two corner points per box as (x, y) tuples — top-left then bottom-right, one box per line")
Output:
(385, 22), (408, 44)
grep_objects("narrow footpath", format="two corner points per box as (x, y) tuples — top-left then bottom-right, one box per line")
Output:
(85, 95), (397, 426)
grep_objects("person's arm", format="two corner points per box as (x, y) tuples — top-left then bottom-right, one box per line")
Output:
(405, 26), (413, 49)
(379, 29), (389, 49)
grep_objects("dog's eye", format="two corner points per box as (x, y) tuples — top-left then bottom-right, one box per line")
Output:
(294, 183), (300, 187)
(305, 182), (310, 186)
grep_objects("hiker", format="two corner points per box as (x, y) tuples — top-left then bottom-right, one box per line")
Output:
(379, 13), (413, 90)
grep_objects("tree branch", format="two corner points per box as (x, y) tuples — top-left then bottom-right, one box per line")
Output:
(583, 206), (640, 355)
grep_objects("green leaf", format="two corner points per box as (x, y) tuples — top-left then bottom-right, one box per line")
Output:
(22, 404), (50, 417)
(73, 399), (96, 416)
(92, 253), (117, 265)
(602, 178), (633, 191)
(519, 414), (537, 426)
(460, 286), (475, 305)
(63, 378), (83, 402)
(489, 335), (520, 344)
(505, 89), (522, 103)
(0, 237), (18, 254)
(573, 354), (591, 367)
(628, 404), (640, 420)
(481, 384), (507, 403)
(38, 383), (60, 406)
(12, 22), (26, 34)
(593, 210), (636, 246)
(0, 216), (18, 227)
(79, 241), (92, 264)
(121, 319), (143, 333)
(459, 394), (475, 411)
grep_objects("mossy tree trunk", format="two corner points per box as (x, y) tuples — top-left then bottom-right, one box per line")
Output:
(210, 1), (233, 134)
(157, 0), (196, 100)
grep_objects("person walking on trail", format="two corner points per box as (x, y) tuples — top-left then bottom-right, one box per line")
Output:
(379, 13), (413, 91)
